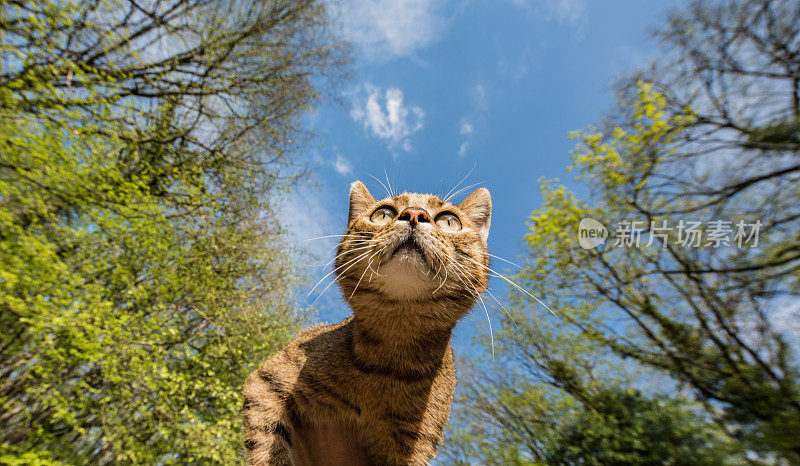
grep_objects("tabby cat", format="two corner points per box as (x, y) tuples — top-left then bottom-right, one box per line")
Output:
(242, 181), (491, 465)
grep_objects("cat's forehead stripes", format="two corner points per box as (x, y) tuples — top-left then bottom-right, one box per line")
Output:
(382, 193), (446, 211)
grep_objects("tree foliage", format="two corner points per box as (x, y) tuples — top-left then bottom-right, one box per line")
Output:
(447, 0), (800, 463)
(0, 0), (346, 463)
(443, 291), (738, 465)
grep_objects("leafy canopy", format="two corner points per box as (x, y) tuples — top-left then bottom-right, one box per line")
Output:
(0, 0), (346, 463)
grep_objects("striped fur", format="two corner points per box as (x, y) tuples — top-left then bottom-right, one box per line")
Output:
(243, 181), (491, 465)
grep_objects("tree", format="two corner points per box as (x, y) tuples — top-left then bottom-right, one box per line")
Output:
(0, 0), (346, 463)
(448, 0), (800, 462)
(442, 297), (738, 465)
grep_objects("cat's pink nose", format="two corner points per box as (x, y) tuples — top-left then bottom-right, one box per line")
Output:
(398, 207), (431, 226)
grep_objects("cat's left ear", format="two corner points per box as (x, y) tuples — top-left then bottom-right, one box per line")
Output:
(458, 188), (491, 242)
(348, 180), (375, 226)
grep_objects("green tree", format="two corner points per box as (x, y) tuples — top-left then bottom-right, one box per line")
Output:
(447, 0), (800, 462)
(443, 298), (738, 465)
(0, 0), (346, 463)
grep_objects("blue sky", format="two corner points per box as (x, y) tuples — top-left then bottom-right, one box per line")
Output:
(283, 0), (680, 355)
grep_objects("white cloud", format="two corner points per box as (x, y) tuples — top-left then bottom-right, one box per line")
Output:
(543, 0), (586, 25)
(509, 0), (587, 26)
(350, 84), (425, 152)
(473, 84), (488, 110)
(458, 119), (473, 156)
(333, 155), (353, 176)
(334, 0), (445, 60)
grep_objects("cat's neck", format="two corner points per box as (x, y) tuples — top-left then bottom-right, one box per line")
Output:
(347, 297), (472, 380)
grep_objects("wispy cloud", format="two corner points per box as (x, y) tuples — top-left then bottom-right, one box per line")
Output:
(542, 0), (587, 25)
(509, 0), (587, 26)
(456, 85), (488, 157)
(333, 155), (353, 176)
(458, 119), (473, 157)
(334, 0), (445, 60)
(473, 84), (488, 110)
(350, 84), (425, 152)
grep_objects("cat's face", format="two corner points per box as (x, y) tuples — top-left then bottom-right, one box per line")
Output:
(336, 181), (491, 304)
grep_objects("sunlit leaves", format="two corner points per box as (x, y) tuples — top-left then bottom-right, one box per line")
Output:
(0, 0), (345, 462)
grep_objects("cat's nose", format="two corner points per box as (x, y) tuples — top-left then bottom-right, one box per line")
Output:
(398, 207), (431, 226)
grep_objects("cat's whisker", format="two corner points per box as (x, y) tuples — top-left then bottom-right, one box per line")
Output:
(300, 274), (340, 320)
(330, 238), (380, 253)
(325, 242), (381, 267)
(476, 293), (494, 362)
(366, 173), (392, 199)
(300, 248), (378, 320)
(349, 246), (386, 300)
(487, 253), (522, 268)
(308, 249), (373, 297)
(459, 254), (557, 317)
(369, 249), (389, 282)
(482, 286), (521, 332)
(431, 251), (449, 295)
(447, 261), (495, 361)
(367, 250), (385, 279)
(444, 256), (518, 334)
(327, 237), (381, 256)
(304, 234), (367, 242)
(431, 259), (443, 287)
(303, 243), (380, 270)
(443, 181), (486, 204)
(350, 263), (372, 300)
(443, 161), (476, 203)
(384, 167), (395, 197)
(322, 238), (376, 255)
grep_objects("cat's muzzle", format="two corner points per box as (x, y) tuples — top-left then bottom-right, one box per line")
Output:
(391, 237), (424, 258)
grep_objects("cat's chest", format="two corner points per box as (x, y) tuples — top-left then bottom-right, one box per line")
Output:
(291, 421), (371, 466)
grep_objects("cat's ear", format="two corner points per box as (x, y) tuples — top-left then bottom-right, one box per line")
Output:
(458, 188), (491, 242)
(348, 180), (375, 225)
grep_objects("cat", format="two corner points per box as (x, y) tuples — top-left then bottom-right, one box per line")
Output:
(242, 180), (491, 465)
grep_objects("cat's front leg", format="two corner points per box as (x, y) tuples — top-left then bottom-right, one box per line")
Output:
(242, 366), (296, 466)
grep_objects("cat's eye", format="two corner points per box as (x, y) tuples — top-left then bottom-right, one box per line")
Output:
(370, 207), (397, 225)
(435, 213), (462, 231)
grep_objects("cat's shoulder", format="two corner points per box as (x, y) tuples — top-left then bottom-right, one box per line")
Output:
(257, 318), (352, 372)
(294, 317), (353, 344)
(276, 317), (354, 361)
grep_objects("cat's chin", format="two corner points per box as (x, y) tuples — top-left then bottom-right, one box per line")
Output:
(373, 252), (438, 301)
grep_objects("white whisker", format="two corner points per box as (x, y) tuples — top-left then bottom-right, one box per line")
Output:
(449, 260), (494, 361)
(303, 234), (367, 242)
(367, 173), (392, 199)
(349, 245), (386, 300)
(487, 253), (522, 268)
(483, 287), (520, 331)
(323, 242), (381, 268)
(307, 249), (373, 297)
(443, 161), (476, 203)
(444, 180), (486, 204)
(459, 254), (557, 317)
(384, 167), (395, 197)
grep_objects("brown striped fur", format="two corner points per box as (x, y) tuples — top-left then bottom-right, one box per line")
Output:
(243, 181), (491, 465)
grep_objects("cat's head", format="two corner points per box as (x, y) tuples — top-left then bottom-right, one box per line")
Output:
(336, 181), (491, 309)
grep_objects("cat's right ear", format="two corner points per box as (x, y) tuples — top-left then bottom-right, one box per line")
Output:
(348, 181), (375, 225)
